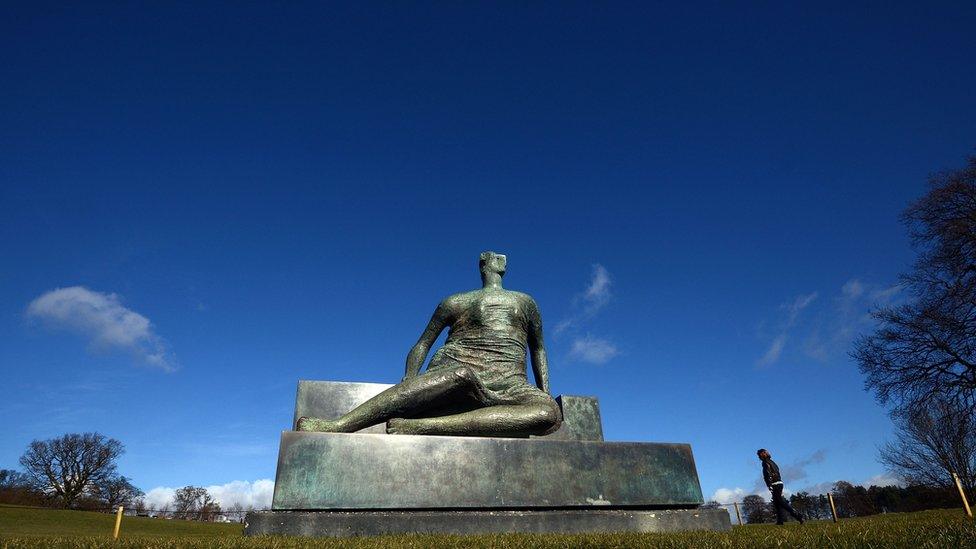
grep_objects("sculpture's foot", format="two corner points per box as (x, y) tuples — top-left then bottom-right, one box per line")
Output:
(297, 416), (342, 432)
(386, 418), (428, 435)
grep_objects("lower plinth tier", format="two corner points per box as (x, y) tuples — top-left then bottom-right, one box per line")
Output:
(244, 508), (732, 537)
(270, 431), (706, 510)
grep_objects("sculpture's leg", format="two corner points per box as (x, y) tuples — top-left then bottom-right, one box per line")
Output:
(386, 402), (560, 437)
(297, 367), (491, 433)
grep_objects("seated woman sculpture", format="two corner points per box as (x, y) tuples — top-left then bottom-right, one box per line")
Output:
(297, 251), (562, 437)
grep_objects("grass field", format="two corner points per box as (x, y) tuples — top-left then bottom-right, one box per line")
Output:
(2, 504), (974, 548)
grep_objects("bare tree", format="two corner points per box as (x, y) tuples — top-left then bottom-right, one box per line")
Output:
(831, 481), (878, 517)
(229, 502), (245, 523)
(18, 433), (124, 508)
(172, 485), (221, 521)
(741, 494), (774, 524)
(91, 475), (144, 510)
(156, 502), (171, 519)
(853, 157), (976, 413)
(789, 492), (831, 520)
(879, 398), (976, 495)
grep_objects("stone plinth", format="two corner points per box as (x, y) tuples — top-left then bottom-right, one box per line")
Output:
(244, 380), (730, 537)
(271, 431), (704, 510)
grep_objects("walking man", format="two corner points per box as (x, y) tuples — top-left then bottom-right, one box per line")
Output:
(757, 448), (804, 525)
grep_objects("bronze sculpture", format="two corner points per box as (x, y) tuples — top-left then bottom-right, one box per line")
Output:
(297, 251), (561, 437)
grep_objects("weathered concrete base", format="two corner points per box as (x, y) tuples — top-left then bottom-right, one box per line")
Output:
(244, 508), (731, 537)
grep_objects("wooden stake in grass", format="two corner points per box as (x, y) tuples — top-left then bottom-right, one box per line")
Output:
(953, 472), (973, 518)
(113, 506), (123, 540)
(828, 493), (838, 523)
(733, 502), (742, 525)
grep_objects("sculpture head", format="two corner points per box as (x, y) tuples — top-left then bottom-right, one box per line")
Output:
(479, 251), (507, 277)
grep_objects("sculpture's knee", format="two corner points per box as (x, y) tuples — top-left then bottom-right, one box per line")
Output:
(535, 401), (562, 432)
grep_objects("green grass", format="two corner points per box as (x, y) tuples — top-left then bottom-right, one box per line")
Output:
(2, 505), (974, 548)
(0, 504), (242, 539)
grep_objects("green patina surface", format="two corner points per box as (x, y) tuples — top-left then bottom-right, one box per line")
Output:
(271, 432), (704, 510)
(543, 395), (604, 441)
(295, 252), (563, 438)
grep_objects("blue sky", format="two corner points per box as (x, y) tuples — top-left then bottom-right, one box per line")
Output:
(2, 2), (975, 509)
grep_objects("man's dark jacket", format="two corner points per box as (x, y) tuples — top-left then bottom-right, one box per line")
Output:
(762, 458), (782, 488)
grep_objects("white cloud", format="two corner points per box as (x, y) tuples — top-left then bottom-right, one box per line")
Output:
(863, 473), (904, 487)
(206, 479), (275, 510)
(569, 335), (618, 364)
(143, 479), (274, 511)
(756, 334), (786, 367)
(26, 286), (174, 371)
(143, 486), (176, 510)
(710, 487), (749, 504)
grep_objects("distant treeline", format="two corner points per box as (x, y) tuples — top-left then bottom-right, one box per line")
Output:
(731, 481), (962, 524)
(0, 469), (47, 507)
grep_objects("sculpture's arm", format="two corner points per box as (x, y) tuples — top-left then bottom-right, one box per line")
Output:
(526, 299), (551, 394)
(403, 301), (451, 381)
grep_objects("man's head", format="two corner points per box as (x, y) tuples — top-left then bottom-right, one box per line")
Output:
(757, 448), (770, 460)
(479, 251), (507, 277)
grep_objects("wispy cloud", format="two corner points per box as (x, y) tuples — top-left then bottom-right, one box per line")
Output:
(569, 335), (619, 364)
(803, 278), (903, 361)
(555, 264), (612, 334)
(756, 335), (786, 367)
(756, 291), (817, 367)
(785, 292), (818, 325)
(795, 473), (904, 496)
(143, 479), (274, 511)
(556, 264), (619, 365)
(842, 279), (864, 298)
(752, 449), (828, 493)
(758, 278), (903, 367)
(780, 448), (827, 483)
(583, 264), (612, 312)
(26, 286), (175, 371)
